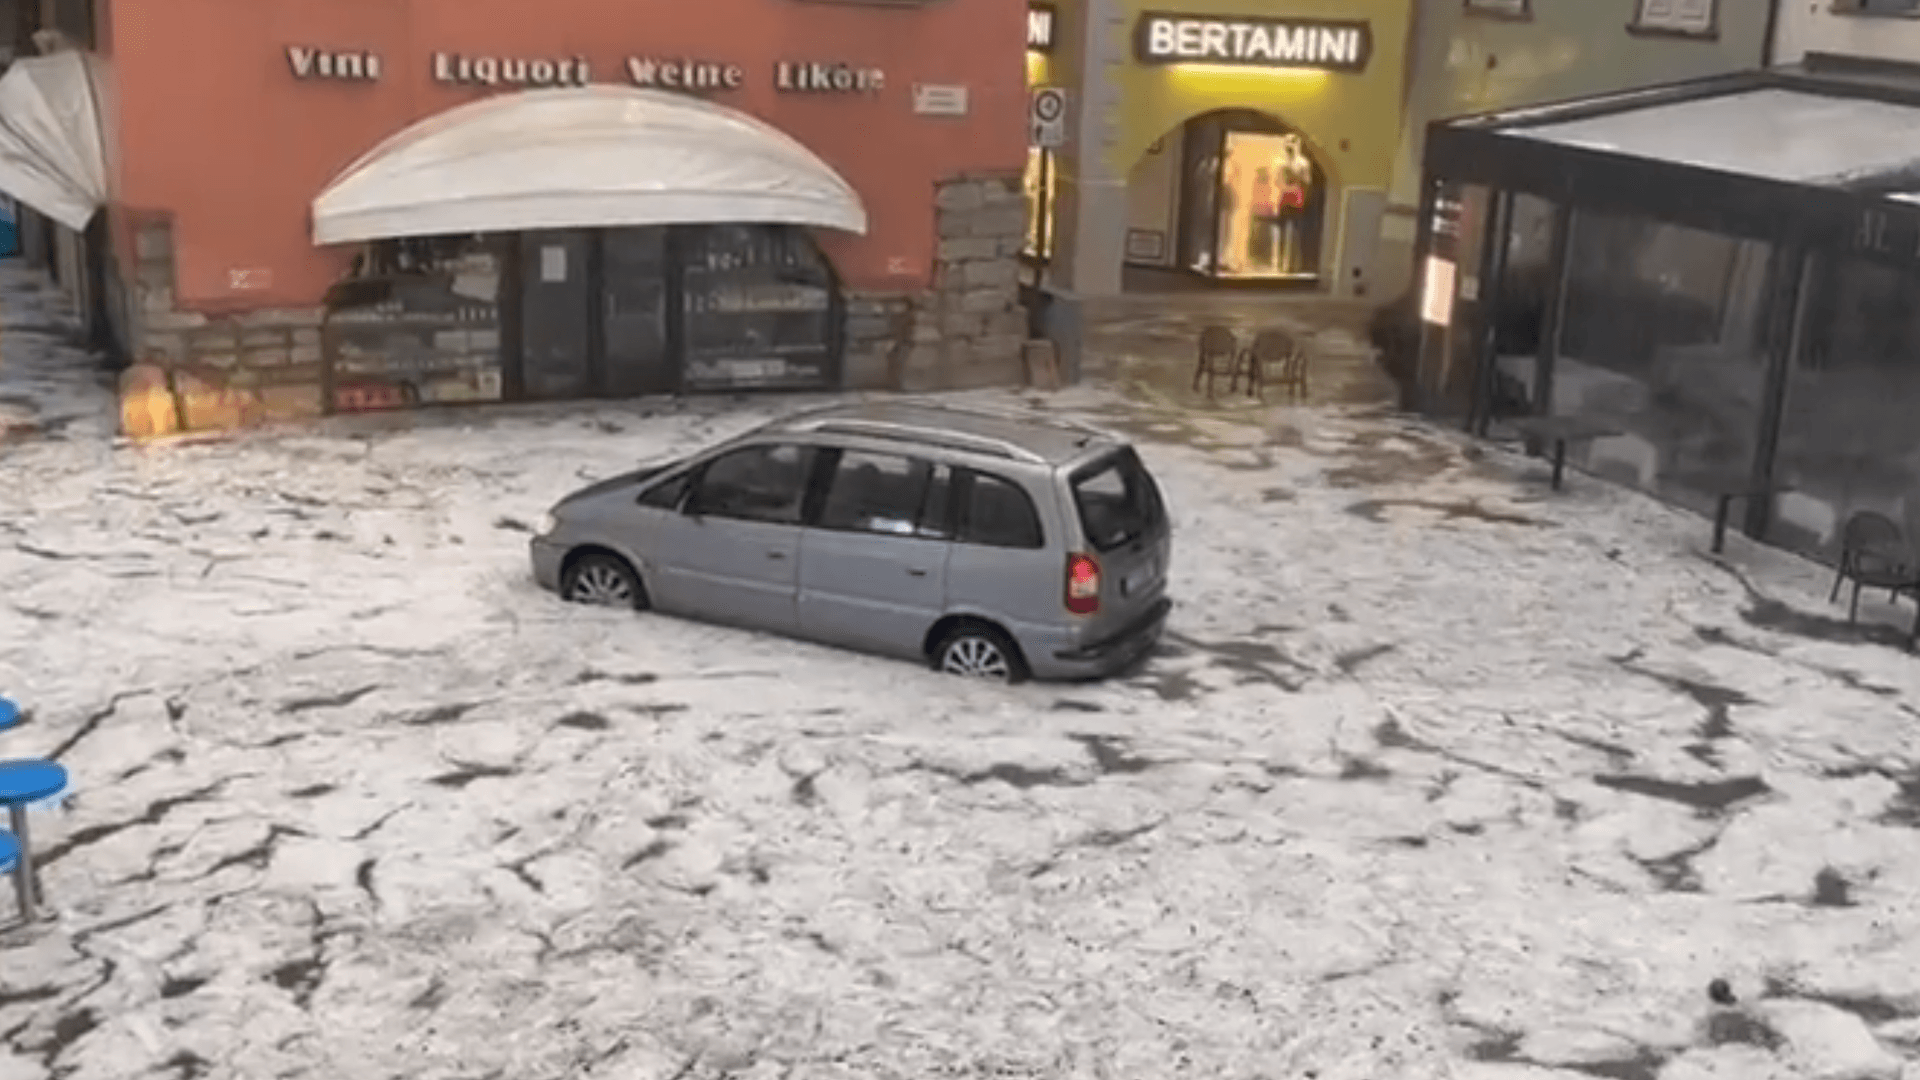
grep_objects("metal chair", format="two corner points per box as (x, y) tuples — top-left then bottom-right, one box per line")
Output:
(1192, 326), (1245, 397)
(1830, 511), (1912, 623)
(1244, 329), (1309, 401)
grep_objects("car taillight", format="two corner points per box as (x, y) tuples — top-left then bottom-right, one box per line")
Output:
(1065, 553), (1100, 615)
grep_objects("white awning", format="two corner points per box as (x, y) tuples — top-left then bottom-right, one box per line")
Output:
(311, 85), (867, 244)
(1515, 88), (1920, 188)
(0, 50), (107, 231)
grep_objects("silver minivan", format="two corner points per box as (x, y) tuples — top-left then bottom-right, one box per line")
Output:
(528, 401), (1173, 682)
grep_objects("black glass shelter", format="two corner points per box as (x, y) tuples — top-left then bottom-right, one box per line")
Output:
(1412, 53), (1920, 562)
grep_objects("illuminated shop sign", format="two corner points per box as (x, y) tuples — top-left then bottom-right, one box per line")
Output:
(1028, 4), (1056, 52)
(289, 48), (881, 94)
(1133, 13), (1372, 72)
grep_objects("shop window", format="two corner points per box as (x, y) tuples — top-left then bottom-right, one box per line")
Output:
(678, 224), (839, 392)
(1162, 111), (1325, 282)
(323, 234), (505, 412)
(1630, 0), (1717, 36)
(1023, 148), (1057, 262)
(1831, 0), (1920, 15)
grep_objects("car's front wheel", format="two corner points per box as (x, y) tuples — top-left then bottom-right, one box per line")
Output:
(934, 624), (1028, 683)
(562, 552), (648, 610)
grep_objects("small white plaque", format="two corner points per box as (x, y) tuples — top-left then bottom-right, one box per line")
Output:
(540, 245), (567, 282)
(913, 84), (969, 116)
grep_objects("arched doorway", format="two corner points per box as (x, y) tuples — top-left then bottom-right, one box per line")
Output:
(1124, 109), (1329, 286)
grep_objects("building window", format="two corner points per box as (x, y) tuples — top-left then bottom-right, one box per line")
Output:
(1630, 0), (1717, 36)
(1831, 0), (1920, 15)
(1464, 0), (1530, 17)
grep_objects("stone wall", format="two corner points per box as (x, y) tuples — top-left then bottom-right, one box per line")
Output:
(122, 215), (329, 436)
(840, 172), (1030, 393)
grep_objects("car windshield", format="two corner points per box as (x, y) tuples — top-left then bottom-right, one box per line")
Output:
(1070, 448), (1164, 553)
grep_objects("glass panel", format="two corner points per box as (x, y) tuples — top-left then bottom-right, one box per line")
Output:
(601, 225), (672, 397)
(1213, 130), (1323, 280)
(325, 233), (506, 412)
(1487, 194), (1559, 418)
(1547, 209), (1770, 518)
(1176, 115), (1222, 274)
(679, 224), (837, 392)
(1771, 254), (1920, 557)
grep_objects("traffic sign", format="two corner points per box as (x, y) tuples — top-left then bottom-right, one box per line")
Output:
(1030, 87), (1067, 149)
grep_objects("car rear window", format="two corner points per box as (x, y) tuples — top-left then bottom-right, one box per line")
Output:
(1071, 448), (1164, 553)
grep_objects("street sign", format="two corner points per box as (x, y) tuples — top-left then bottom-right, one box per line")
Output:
(1030, 86), (1067, 149)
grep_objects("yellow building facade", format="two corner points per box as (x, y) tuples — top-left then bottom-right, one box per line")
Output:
(1028, 0), (1413, 300)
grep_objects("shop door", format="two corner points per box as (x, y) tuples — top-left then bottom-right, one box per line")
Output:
(518, 229), (594, 399)
(601, 226), (674, 396)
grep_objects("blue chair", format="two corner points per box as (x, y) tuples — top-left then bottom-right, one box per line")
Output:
(0, 831), (16, 875)
(0, 759), (67, 922)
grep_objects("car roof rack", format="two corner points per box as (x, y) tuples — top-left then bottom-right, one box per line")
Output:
(891, 397), (1113, 440)
(793, 418), (1049, 464)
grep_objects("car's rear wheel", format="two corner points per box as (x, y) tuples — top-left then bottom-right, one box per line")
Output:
(562, 553), (647, 610)
(934, 624), (1028, 683)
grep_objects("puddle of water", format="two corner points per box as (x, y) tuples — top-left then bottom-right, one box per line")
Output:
(1593, 773), (1769, 813)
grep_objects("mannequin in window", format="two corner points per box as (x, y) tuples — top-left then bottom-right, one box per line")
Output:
(1269, 134), (1314, 275)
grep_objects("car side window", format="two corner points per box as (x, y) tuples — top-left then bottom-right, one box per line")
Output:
(638, 471), (692, 510)
(689, 444), (812, 525)
(955, 469), (1044, 549)
(817, 451), (934, 536)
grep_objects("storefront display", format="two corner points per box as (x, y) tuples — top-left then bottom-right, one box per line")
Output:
(1136, 109), (1327, 283)
(324, 236), (505, 413)
(680, 224), (840, 392)
(1085, 0), (1406, 295)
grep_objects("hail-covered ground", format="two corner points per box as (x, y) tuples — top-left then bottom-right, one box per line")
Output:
(3, 265), (1920, 1080)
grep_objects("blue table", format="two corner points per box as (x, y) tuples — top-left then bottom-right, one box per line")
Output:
(0, 759), (67, 922)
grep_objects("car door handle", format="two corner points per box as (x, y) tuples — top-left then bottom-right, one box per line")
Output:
(906, 568), (928, 577)
(767, 550), (788, 560)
